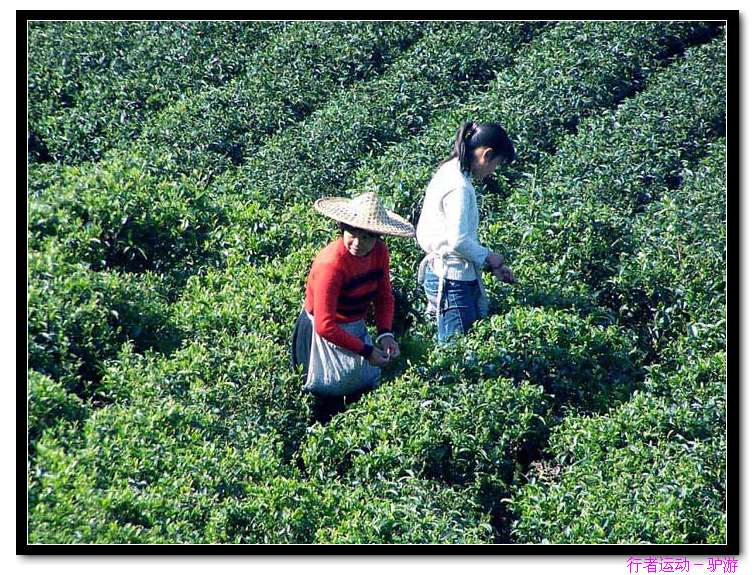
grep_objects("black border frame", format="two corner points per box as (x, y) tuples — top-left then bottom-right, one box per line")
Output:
(18, 9), (740, 556)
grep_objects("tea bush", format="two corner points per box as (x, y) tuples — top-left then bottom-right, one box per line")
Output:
(535, 35), (726, 212)
(345, 21), (720, 305)
(430, 309), (642, 414)
(513, 434), (726, 544)
(302, 307), (639, 484)
(511, 353), (726, 544)
(97, 332), (311, 462)
(28, 396), (290, 543)
(204, 20), (542, 267)
(27, 21), (425, 271)
(29, 22), (542, 294)
(351, 20), (719, 218)
(26, 21), (728, 545)
(133, 21), (426, 180)
(29, 372), (491, 543)
(608, 138), (726, 363)
(27, 370), (89, 448)
(220, 21), (708, 270)
(201, 476), (339, 544)
(28, 155), (224, 289)
(172, 247), (317, 346)
(302, 369), (548, 486)
(172, 236), (420, 352)
(206, 477), (493, 544)
(312, 478), (494, 544)
(545, 352), (725, 465)
(212, 21), (542, 218)
(28, 21), (285, 164)
(486, 36), (726, 330)
(28, 242), (180, 397)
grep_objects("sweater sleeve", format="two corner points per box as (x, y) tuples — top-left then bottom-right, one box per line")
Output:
(312, 261), (371, 356)
(441, 186), (489, 266)
(372, 244), (394, 333)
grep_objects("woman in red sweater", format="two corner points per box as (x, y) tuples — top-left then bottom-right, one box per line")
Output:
(292, 191), (414, 423)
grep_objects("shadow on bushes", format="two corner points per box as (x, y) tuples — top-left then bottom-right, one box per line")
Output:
(28, 244), (185, 403)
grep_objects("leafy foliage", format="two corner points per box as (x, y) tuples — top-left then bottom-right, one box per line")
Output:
(348, 21), (721, 306)
(26, 21), (728, 545)
(212, 21), (543, 256)
(27, 370), (89, 447)
(487, 36), (727, 344)
(609, 138), (727, 363)
(28, 156), (224, 287)
(352, 21), (719, 214)
(28, 242), (180, 397)
(28, 397), (290, 543)
(28, 21), (286, 164)
(511, 353), (726, 544)
(132, 21), (426, 180)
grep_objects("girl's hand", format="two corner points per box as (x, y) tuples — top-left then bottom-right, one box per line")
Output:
(379, 336), (400, 359)
(494, 265), (517, 284)
(485, 251), (504, 270)
(368, 347), (391, 367)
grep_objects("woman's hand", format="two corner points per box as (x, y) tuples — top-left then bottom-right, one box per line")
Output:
(486, 251), (516, 283)
(378, 335), (400, 359)
(485, 251), (504, 270)
(493, 265), (517, 284)
(368, 346), (391, 367)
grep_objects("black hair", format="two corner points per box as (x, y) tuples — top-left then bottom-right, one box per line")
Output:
(446, 121), (516, 174)
(338, 222), (380, 239)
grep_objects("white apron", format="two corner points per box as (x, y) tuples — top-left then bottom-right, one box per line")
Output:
(416, 251), (489, 321)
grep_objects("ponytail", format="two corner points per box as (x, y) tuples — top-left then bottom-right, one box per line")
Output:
(453, 121), (477, 174)
(443, 121), (516, 174)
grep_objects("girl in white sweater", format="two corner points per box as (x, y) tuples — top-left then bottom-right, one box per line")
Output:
(416, 121), (516, 342)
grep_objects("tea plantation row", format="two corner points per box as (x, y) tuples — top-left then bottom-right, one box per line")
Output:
(487, 36), (726, 363)
(28, 21), (427, 168)
(130, 20), (429, 180)
(27, 21), (728, 544)
(28, 21), (286, 164)
(28, 21), (546, 396)
(28, 20), (433, 277)
(28, 18), (700, 398)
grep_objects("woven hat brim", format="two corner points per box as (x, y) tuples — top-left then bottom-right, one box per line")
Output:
(314, 197), (415, 238)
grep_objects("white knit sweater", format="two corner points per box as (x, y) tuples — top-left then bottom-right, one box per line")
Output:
(416, 158), (489, 281)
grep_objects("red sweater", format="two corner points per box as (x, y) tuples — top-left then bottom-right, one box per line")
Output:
(304, 238), (394, 356)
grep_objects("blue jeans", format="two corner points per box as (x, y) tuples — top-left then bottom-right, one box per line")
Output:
(423, 268), (482, 343)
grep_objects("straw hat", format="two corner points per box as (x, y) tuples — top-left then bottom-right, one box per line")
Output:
(314, 192), (415, 238)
